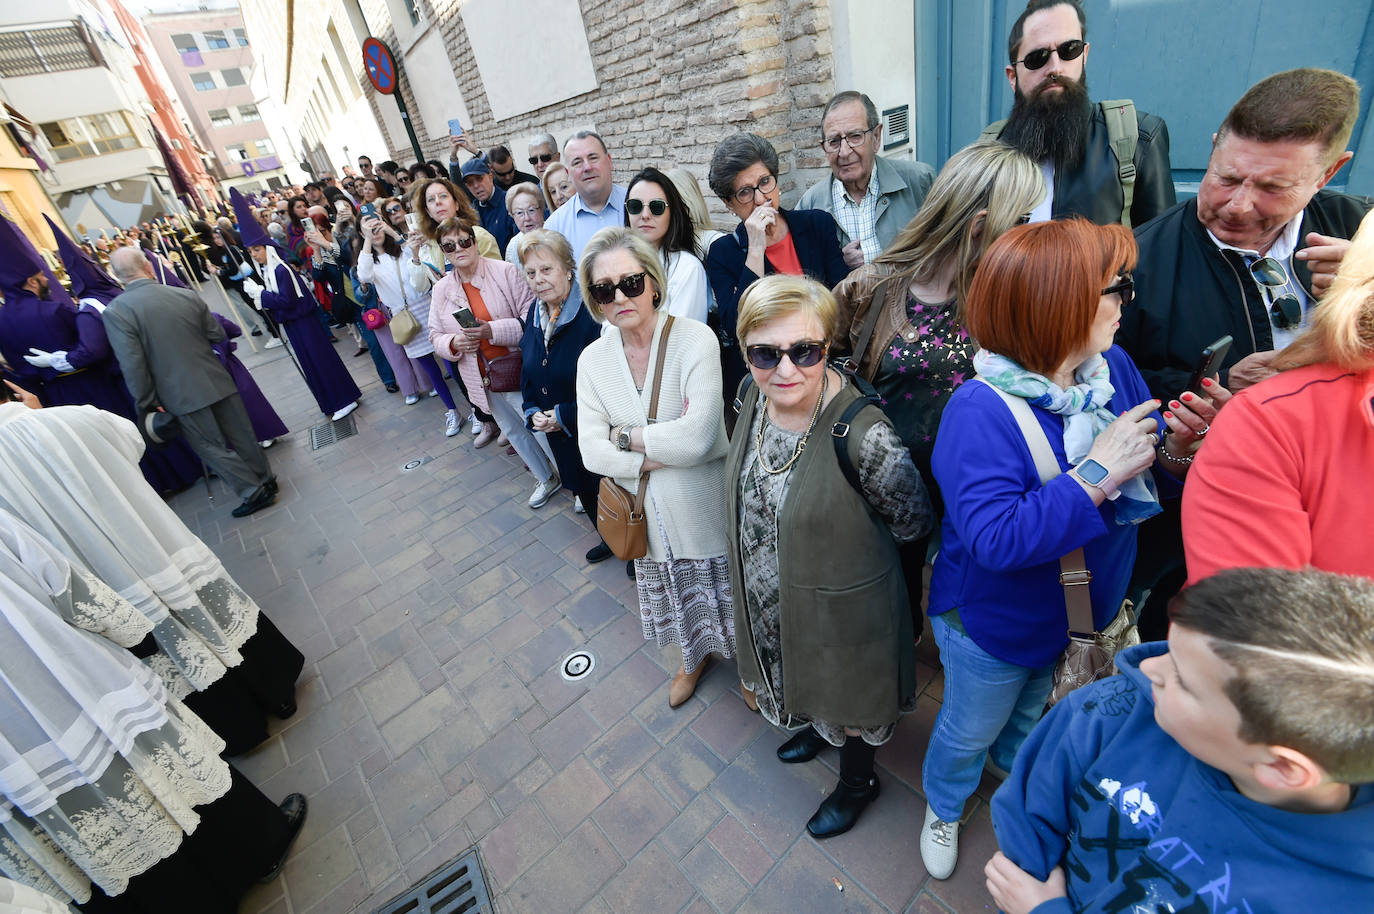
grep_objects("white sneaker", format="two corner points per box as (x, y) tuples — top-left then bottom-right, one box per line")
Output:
(574, 496), (585, 514)
(528, 475), (561, 509)
(444, 409), (461, 437)
(331, 401), (359, 421)
(404, 394), (420, 405)
(264, 338), (284, 349)
(428, 389), (440, 398)
(469, 414), (482, 435)
(920, 804), (960, 880)
(258, 438), (275, 448)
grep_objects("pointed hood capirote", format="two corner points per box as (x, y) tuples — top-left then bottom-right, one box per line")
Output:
(0, 214), (75, 307)
(228, 187), (283, 254)
(43, 214), (123, 306)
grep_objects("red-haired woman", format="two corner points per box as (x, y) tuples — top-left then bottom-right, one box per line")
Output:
(917, 218), (1223, 880)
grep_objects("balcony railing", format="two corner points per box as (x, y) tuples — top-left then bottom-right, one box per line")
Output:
(0, 22), (102, 77)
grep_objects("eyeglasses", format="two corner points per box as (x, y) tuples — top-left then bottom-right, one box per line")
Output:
(439, 236), (475, 253)
(626, 198), (668, 217)
(1016, 212), (1033, 225)
(587, 272), (648, 305)
(820, 127), (875, 153)
(1250, 256), (1303, 329)
(528, 153), (554, 166)
(1101, 275), (1134, 308)
(745, 340), (827, 370)
(1015, 38), (1086, 71)
(731, 173), (777, 205)
(512, 206), (543, 219)
(492, 167), (514, 178)
(385, 206), (403, 214)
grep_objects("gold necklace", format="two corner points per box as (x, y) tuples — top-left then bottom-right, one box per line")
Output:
(755, 371), (829, 475)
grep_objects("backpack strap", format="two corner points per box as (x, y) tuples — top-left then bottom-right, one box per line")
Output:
(732, 373), (755, 416)
(1099, 100), (1138, 227)
(831, 392), (880, 497)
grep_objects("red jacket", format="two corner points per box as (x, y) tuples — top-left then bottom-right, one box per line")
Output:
(1183, 363), (1374, 583)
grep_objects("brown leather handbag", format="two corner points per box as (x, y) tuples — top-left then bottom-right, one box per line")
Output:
(597, 317), (675, 561)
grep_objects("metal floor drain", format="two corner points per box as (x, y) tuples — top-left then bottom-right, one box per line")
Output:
(401, 455), (436, 471)
(560, 649), (595, 682)
(373, 848), (491, 914)
(308, 414), (358, 450)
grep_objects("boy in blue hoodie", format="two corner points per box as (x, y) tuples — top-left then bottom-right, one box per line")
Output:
(987, 567), (1374, 914)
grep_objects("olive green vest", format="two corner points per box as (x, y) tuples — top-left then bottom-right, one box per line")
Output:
(725, 379), (916, 728)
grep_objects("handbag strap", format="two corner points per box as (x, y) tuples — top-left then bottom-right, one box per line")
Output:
(633, 315), (676, 512)
(975, 377), (1095, 637)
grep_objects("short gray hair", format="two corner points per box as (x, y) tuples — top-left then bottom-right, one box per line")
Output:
(822, 91), (880, 131)
(528, 133), (557, 154)
(564, 129), (608, 157)
(505, 182), (544, 218)
(517, 228), (575, 275)
(708, 133), (779, 201)
(109, 246), (151, 283)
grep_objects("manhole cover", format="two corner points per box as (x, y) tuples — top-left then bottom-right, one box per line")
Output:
(559, 650), (595, 682)
(308, 414), (358, 450)
(401, 455), (436, 472)
(373, 848), (491, 913)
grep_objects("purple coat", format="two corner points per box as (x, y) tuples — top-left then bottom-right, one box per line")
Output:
(212, 314), (288, 440)
(259, 264), (360, 414)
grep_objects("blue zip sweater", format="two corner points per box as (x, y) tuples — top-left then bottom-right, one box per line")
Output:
(992, 642), (1374, 913)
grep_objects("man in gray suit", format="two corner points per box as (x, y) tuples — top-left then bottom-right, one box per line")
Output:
(105, 248), (277, 517)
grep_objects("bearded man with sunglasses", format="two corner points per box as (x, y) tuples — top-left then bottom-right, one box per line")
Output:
(984, 0), (1174, 229)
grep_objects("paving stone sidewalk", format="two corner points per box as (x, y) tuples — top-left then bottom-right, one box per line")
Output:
(171, 306), (1003, 913)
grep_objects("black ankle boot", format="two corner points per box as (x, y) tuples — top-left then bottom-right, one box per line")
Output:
(776, 726), (829, 763)
(806, 737), (879, 839)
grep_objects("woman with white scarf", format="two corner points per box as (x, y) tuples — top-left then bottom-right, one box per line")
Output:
(0, 508), (305, 912)
(0, 397), (305, 757)
(916, 218), (1225, 881)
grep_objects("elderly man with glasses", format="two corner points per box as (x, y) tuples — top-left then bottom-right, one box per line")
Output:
(981, 0), (1175, 229)
(799, 91), (935, 268)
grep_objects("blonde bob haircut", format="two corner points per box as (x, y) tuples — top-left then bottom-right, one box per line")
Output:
(578, 227), (667, 322)
(517, 228), (576, 276)
(1275, 207), (1374, 372)
(736, 274), (839, 350)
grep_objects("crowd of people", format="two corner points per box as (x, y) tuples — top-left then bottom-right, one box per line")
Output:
(1, 1), (1372, 910)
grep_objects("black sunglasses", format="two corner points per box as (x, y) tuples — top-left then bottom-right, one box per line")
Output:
(588, 272), (648, 305)
(1250, 256), (1303, 329)
(385, 206), (403, 214)
(1016, 38), (1086, 71)
(626, 199), (668, 217)
(1101, 275), (1134, 308)
(439, 236), (475, 253)
(745, 340), (827, 370)
(528, 153), (554, 165)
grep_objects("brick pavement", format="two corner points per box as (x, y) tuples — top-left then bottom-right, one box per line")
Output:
(173, 308), (1003, 913)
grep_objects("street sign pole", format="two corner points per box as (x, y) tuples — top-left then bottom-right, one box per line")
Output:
(361, 38), (424, 164)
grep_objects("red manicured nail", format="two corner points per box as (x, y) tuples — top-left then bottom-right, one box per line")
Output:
(1163, 411), (1173, 420)
(1201, 377), (1214, 387)
(1169, 400), (1182, 410)
(1181, 392), (1195, 402)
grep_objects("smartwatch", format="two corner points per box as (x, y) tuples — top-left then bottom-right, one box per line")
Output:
(616, 426), (632, 451)
(1072, 458), (1120, 500)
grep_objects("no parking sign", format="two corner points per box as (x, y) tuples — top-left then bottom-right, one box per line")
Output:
(362, 38), (397, 96)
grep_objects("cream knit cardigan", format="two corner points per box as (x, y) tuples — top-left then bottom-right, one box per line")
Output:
(576, 310), (729, 562)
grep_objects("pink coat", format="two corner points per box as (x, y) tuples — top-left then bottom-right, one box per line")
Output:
(428, 257), (535, 414)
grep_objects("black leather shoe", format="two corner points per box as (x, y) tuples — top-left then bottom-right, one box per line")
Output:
(806, 773), (880, 839)
(626, 560), (636, 579)
(231, 485), (276, 517)
(385, 383), (400, 393)
(259, 793), (308, 882)
(776, 726), (830, 764)
(263, 476), (279, 496)
(586, 542), (613, 564)
(275, 700), (297, 719)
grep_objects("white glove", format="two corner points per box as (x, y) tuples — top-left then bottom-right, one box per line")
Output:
(241, 277), (263, 303)
(24, 348), (70, 371)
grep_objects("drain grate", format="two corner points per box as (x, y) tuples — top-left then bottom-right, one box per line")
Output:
(308, 414), (358, 450)
(373, 849), (492, 914)
(401, 455), (436, 472)
(559, 649), (595, 682)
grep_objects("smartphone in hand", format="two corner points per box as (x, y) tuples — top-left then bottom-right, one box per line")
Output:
(448, 118), (466, 138)
(405, 213), (420, 233)
(1185, 335), (1233, 395)
(452, 307), (479, 329)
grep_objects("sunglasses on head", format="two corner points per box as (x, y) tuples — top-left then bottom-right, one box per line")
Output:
(1250, 256), (1303, 329)
(587, 272), (648, 305)
(528, 153), (554, 165)
(625, 198), (668, 217)
(1101, 274), (1134, 308)
(1015, 38), (1085, 71)
(745, 340), (827, 370)
(439, 236), (475, 253)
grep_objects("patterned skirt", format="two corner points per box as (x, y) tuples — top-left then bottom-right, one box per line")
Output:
(634, 511), (735, 673)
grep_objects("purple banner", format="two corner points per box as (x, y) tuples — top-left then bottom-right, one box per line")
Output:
(180, 50), (203, 67)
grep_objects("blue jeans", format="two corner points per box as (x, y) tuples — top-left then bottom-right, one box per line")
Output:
(921, 612), (1055, 822)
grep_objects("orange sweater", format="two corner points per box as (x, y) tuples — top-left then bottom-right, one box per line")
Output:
(1183, 363), (1374, 584)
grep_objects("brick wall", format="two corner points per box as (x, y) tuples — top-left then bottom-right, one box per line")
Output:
(361, 0), (837, 229)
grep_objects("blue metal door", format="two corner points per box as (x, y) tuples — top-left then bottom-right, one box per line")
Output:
(915, 0), (1374, 193)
